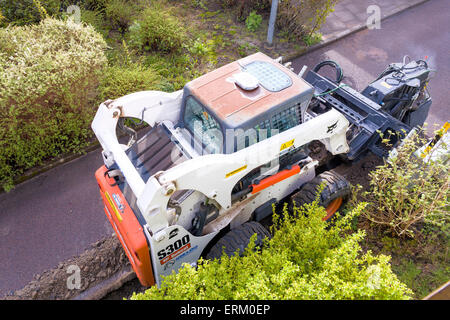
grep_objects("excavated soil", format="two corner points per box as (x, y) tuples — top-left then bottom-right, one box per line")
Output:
(2, 235), (131, 300)
(332, 152), (383, 189)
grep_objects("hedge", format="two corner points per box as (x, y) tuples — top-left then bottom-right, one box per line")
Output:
(0, 0), (61, 26)
(97, 62), (173, 104)
(127, 6), (188, 54)
(131, 201), (413, 300)
(0, 18), (107, 191)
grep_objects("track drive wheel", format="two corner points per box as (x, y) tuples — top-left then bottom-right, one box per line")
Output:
(205, 221), (271, 260)
(290, 170), (350, 221)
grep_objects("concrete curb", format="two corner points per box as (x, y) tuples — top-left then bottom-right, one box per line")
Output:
(423, 280), (450, 300)
(284, 0), (431, 62)
(72, 267), (136, 300)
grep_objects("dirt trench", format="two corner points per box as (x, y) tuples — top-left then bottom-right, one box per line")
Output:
(2, 235), (132, 300)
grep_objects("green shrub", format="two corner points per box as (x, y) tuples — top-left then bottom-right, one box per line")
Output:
(0, 10), (5, 25)
(80, 7), (109, 37)
(245, 10), (262, 32)
(221, 0), (269, 21)
(131, 202), (413, 300)
(189, 0), (207, 10)
(127, 7), (187, 53)
(0, 0), (60, 25)
(104, 0), (139, 33)
(0, 18), (107, 191)
(277, 0), (337, 41)
(188, 38), (210, 56)
(97, 62), (172, 103)
(144, 52), (204, 91)
(354, 129), (449, 238)
(303, 32), (322, 46)
(80, 0), (113, 11)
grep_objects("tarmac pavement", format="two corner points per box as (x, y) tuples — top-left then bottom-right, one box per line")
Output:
(0, 150), (113, 295)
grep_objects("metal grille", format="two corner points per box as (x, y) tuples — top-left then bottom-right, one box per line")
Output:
(271, 103), (302, 133)
(254, 119), (271, 141)
(243, 61), (292, 92)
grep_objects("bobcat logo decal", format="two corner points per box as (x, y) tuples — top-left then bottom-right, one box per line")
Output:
(327, 121), (338, 134)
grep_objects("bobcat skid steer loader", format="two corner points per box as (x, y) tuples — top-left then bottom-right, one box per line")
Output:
(92, 52), (433, 287)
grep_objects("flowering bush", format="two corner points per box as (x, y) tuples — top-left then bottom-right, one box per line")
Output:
(0, 18), (107, 190)
(354, 129), (449, 238)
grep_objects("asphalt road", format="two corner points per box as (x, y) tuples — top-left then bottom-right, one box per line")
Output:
(292, 0), (449, 130)
(1, 0), (448, 297)
(0, 150), (113, 296)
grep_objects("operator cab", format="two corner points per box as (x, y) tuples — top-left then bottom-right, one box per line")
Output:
(177, 52), (315, 155)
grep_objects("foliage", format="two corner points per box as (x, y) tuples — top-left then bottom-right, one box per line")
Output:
(375, 228), (449, 299)
(80, 7), (109, 37)
(219, 0), (335, 43)
(131, 201), (412, 300)
(0, 18), (107, 191)
(221, 0), (269, 21)
(277, 0), (337, 41)
(0, 0), (60, 25)
(237, 41), (258, 57)
(303, 32), (322, 46)
(144, 52), (206, 91)
(97, 60), (171, 103)
(353, 129), (449, 238)
(79, 0), (114, 11)
(393, 258), (449, 299)
(187, 37), (217, 64)
(104, 0), (140, 33)
(32, 0), (49, 20)
(189, 0), (207, 10)
(245, 10), (262, 32)
(219, 0), (237, 8)
(127, 6), (187, 54)
(189, 38), (210, 56)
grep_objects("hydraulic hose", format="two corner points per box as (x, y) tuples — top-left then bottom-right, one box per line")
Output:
(312, 60), (344, 84)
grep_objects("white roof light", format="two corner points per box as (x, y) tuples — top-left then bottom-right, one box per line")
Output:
(233, 72), (260, 91)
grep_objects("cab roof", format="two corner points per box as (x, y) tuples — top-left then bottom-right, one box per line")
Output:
(185, 52), (313, 129)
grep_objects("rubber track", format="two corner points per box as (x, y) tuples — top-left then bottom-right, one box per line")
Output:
(206, 221), (271, 260)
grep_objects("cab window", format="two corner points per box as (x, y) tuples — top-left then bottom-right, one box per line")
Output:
(184, 96), (223, 154)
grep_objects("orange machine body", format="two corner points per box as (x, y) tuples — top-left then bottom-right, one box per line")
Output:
(95, 166), (155, 287)
(251, 165), (301, 194)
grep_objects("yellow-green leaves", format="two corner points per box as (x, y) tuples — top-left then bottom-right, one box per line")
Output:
(0, 18), (107, 191)
(131, 202), (413, 300)
(356, 129), (449, 238)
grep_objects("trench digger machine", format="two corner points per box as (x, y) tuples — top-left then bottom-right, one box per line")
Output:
(92, 52), (434, 287)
